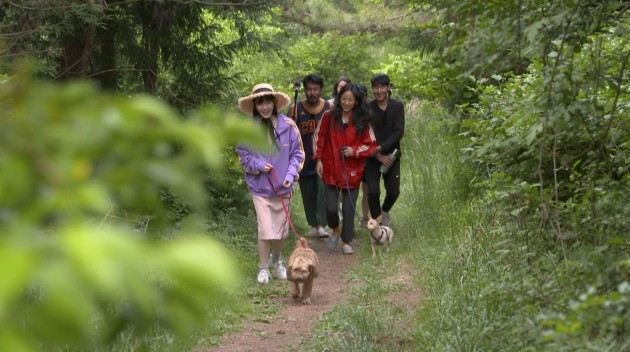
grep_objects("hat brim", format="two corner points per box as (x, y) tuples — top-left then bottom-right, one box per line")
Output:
(238, 91), (291, 116)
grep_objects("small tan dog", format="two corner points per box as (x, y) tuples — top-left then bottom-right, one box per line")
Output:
(287, 236), (319, 305)
(366, 218), (394, 257)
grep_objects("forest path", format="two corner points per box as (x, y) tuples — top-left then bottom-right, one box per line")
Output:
(200, 235), (360, 352)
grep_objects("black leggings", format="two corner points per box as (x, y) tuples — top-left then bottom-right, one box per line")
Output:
(324, 184), (359, 244)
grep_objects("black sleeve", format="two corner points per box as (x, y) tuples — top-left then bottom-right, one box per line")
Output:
(379, 100), (405, 152)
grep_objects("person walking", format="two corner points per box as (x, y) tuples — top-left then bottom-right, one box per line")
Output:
(326, 76), (353, 222)
(313, 84), (376, 254)
(287, 73), (332, 238)
(364, 73), (405, 227)
(236, 83), (305, 283)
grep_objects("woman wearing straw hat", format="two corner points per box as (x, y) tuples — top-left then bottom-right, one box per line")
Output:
(236, 83), (305, 284)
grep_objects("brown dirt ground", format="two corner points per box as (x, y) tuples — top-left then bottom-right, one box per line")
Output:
(199, 235), (360, 352)
(199, 233), (423, 352)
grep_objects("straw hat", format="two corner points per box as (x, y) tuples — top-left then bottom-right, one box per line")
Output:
(237, 83), (291, 115)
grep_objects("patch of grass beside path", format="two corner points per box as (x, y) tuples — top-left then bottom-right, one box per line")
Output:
(104, 99), (474, 352)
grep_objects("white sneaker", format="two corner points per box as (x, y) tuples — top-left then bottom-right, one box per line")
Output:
(342, 244), (354, 255)
(257, 268), (270, 284)
(382, 212), (391, 227)
(272, 262), (287, 280)
(316, 226), (330, 237)
(306, 227), (318, 237)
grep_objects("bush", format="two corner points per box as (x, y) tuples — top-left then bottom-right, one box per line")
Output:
(0, 64), (264, 350)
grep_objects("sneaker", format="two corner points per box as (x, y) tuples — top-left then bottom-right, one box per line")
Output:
(316, 226), (330, 237)
(327, 234), (340, 250)
(381, 211), (391, 227)
(257, 268), (270, 284)
(272, 262), (287, 280)
(306, 227), (319, 237)
(342, 244), (354, 255)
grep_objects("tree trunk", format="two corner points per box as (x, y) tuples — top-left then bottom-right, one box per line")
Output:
(141, 1), (160, 92)
(58, 0), (98, 80)
(95, 18), (117, 90)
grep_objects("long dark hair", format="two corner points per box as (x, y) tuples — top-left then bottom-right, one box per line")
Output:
(330, 84), (370, 137)
(252, 94), (279, 149)
(330, 75), (352, 104)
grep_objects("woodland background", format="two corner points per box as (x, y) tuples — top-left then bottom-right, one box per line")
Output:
(1, 0), (629, 351)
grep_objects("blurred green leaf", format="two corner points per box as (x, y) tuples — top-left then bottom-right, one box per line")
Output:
(0, 68), (244, 350)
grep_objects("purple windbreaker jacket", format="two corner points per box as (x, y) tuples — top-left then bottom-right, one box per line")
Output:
(236, 114), (305, 197)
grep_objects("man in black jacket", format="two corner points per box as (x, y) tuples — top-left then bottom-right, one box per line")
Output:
(365, 73), (405, 226)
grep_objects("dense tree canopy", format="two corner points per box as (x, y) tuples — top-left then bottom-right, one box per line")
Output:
(0, 0), (282, 110)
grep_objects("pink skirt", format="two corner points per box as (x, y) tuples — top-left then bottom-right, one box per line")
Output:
(252, 194), (291, 240)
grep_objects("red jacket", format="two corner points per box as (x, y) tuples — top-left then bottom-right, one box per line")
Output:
(312, 110), (376, 189)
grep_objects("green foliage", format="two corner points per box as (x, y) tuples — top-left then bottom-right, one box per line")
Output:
(281, 0), (412, 35)
(219, 0), (423, 105)
(430, 0), (630, 349)
(0, 0), (281, 110)
(0, 64), (273, 350)
(371, 52), (441, 101)
(224, 31), (385, 106)
(310, 82), (629, 352)
(227, 30), (427, 108)
(461, 18), (630, 242)
(285, 32), (382, 91)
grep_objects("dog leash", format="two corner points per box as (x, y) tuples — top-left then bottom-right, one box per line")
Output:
(340, 153), (361, 220)
(266, 168), (301, 238)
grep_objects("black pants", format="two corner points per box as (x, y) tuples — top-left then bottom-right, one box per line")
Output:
(364, 158), (400, 219)
(298, 174), (326, 227)
(324, 184), (359, 244)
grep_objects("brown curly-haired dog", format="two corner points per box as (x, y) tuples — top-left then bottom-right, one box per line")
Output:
(287, 237), (319, 305)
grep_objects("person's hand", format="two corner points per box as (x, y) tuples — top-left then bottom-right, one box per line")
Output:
(316, 160), (323, 178)
(377, 153), (393, 167)
(342, 146), (354, 157)
(263, 163), (273, 173)
(282, 180), (292, 188)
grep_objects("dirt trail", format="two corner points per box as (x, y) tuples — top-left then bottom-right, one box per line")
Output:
(201, 236), (360, 352)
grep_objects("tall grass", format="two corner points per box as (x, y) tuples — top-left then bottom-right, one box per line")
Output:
(402, 102), (630, 351)
(294, 99), (630, 352)
(398, 101), (557, 351)
(400, 102), (630, 352)
(395, 101), (496, 351)
(292, 100), (477, 351)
